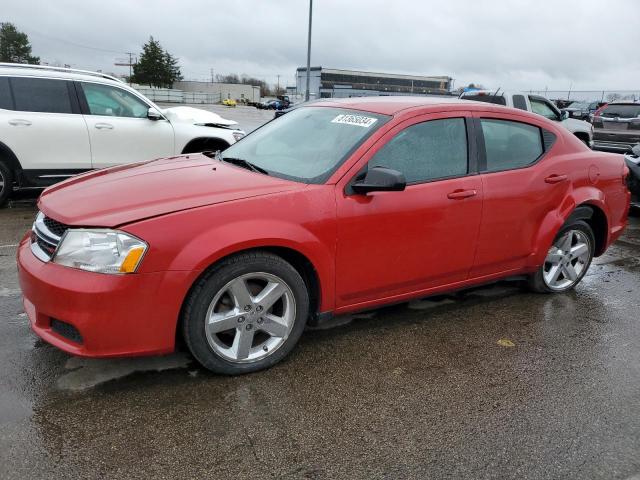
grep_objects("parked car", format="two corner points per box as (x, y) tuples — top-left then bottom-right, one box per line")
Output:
(256, 99), (276, 110)
(459, 90), (594, 147)
(624, 143), (640, 209)
(592, 102), (640, 152)
(222, 98), (237, 107)
(17, 97), (629, 374)
(563, 101), (606, 121)
(0, 63), (245, 205)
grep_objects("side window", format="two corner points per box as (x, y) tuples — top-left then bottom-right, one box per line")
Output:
(0, 77), (12, 110)
(81, 82), (149, 118)
(480, 119), (543, 172)
(10, 77), (73, 113)
(512, 95), (527, 111)
(369, 118), (468, 183)
(529, 97), (559, 121)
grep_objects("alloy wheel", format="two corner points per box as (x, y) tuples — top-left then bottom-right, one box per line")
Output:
(204, 272), (296, 363)
(542, 229), (592, 291)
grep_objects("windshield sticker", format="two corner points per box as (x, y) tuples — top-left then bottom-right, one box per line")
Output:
(331, 114), (378, 128)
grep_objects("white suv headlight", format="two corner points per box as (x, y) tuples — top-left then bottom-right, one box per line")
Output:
(52, 230), (147, 274)
(232, 130), (245, 142)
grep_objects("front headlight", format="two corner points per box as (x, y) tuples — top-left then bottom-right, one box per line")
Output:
(232, 130), (245, 142)
(52, 230), (147, 274)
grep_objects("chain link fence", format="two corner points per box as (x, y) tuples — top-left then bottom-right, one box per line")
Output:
(132, 85), (222, 104)
(528, 90), (640, 103)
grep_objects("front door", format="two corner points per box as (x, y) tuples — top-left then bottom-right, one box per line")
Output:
(78, 81), (174, 168)
(335, 113), (483, 309)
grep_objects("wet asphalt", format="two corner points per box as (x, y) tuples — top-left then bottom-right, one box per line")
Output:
(1, 196), (639, 479)
(1, 107), (639, 479)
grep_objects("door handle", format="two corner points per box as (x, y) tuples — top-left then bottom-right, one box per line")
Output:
(8, 119), (32, 127)
(447, 189), (477, 200)
(545, 174), (568, 184)
(94, 123), (114, 130)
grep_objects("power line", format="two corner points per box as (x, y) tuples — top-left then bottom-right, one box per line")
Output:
(27, 31), (128, 55)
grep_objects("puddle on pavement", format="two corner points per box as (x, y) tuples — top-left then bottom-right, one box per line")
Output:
(56, 352), (192, 391)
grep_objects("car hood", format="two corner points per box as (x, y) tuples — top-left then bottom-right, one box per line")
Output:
(161, 106), (238, 127)
(561, 117), (591, 131)
(39, 155), (303, 227)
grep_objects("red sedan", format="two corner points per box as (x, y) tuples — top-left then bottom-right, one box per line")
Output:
(17, 97), (630, 374)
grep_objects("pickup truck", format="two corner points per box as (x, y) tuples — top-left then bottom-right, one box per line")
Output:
(459, 90), (594, 147)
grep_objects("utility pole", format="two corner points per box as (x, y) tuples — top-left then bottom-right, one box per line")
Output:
(114, 52), (136, 85)
(277, 74), (281, 94)
(211, 68), (214, 83)
(305, 0), (313, 101)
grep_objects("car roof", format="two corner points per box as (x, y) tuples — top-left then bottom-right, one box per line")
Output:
(0, 63), (124, 86)
(309, 96), (478, 115)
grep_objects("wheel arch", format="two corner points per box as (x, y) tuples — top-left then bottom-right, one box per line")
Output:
(528, 190), (611, 268)
(175, 245), (326, 347)
(181, 137), (230, 154)
(0, 141), (23, 176)
(572, 131), (590, 145)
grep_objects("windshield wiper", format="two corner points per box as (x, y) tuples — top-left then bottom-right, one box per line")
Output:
(220, 156), (270, 175)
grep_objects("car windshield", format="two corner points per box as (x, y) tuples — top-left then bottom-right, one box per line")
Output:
(220, 107), (389, 183)
(600, 104), (640, 118)
(568, 102), (588, 109)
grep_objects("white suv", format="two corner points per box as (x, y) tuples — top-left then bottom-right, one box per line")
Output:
(459, 90), (594, 147)
(0, 63), (245, 204)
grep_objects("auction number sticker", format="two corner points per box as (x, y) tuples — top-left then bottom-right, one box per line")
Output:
(331, 114), (378, 128)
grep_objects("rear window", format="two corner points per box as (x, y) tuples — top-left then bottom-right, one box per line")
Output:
(600, 104), (640, 118)
(10, 77), (73, 114)
(0, 77), (12, 110)
(463, 94), (507, 106)
(513, 95), (527, 110)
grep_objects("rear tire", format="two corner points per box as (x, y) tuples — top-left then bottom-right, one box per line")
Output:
(0, 161), (13, 207)
(528, 220), (595, 293)
(181, 251), (309, 375)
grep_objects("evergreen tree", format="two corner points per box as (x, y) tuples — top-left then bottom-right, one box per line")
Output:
(131, 36), (182, 88)
(0, 22), (39, 64)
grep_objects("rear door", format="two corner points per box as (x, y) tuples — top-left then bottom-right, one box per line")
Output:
(335, 112), (483, 308)
(78, 81), (174, 168)
(470, 112), (566, 277)
(0, 76), (91, 174)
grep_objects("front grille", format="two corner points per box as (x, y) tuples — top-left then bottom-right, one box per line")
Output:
(31, 211), (67, 262)
(51, 319), (83, 344)
(42, 216), (69, 237)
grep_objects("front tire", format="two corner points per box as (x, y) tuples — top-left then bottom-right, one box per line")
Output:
(0, 161), (13, 206)
(528, 220), (595, 293)
(181, 252), (309, 374)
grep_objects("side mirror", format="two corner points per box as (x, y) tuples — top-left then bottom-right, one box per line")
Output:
(147, 107), (163, 121)
(561, 110), (569, 120)
(351, 167), (406, 195)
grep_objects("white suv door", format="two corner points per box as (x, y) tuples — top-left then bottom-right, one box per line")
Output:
(0, 76), (91, 172)
(78, 81), (175, 168)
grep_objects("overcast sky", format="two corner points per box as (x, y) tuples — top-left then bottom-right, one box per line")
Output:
(4, 0), (639, 92)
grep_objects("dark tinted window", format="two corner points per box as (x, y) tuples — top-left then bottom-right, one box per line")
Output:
(600, 104), (640, 119)
(0, 77), (12, 109)
(11, 77), (73, 113)
(481, 119), (543, 172)
(513, 95), (527, 110)
(463, 94), (507, 106)
(369, 118), (468, 183)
